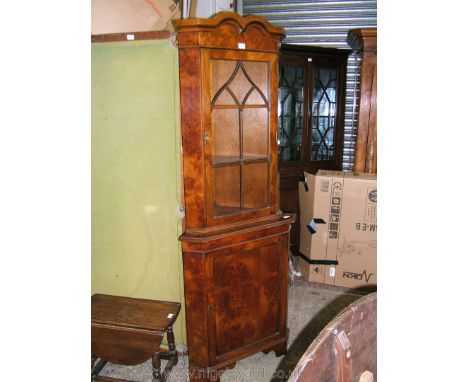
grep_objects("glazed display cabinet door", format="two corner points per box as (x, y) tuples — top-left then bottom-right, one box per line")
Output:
(277, 45), (349, 170)
(206, 235), (289, 365)
(203, 49), (279, 226)
(276, 45), (350, 253)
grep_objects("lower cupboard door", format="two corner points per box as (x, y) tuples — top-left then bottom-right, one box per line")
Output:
(207, 236), (287, 362)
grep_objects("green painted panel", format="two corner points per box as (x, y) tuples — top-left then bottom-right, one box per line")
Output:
(91, 39), (185, 344)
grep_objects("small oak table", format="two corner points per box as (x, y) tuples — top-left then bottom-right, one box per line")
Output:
(91, 294), (181, 382)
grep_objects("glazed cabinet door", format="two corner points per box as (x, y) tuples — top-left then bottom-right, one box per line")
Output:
(277, 45), (350, 253)
(202, 49), (279, 227)
(205, 234), (289, 364)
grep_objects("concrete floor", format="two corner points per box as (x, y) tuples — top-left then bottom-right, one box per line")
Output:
(98, 282), (368, 381)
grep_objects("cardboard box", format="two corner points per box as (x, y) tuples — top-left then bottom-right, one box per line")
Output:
(91, 0), (179, 34)
(298, 170), (377, 289)
(297, 256), (325, 284)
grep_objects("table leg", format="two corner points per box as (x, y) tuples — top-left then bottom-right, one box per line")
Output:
(167, 326), (178, 365)
(152, 350), (161, 382)
(91, 358), (108, 381)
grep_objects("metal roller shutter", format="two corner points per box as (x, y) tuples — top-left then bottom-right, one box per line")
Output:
(242, 0), (377, 171)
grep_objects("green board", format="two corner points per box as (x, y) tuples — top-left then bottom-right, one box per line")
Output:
(92, 38), (185, 344)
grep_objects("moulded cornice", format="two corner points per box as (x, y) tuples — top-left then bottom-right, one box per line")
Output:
(174, 11), (284, 38)
(347, 28), (377, 53)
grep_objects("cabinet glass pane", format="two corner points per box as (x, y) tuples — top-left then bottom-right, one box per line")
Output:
(211, 60), (268, 107)
(242, 162), (269, 210)
(311, 68), (337, 161)
(211, 58), (270, 215)
(214, 165), (240, 216)
(243, 108), (268, 158)
(242, 61), (269, 105)
(212, 109), (240, 161)
(278, 65), (304, 162)
(211, 59), (238, 105)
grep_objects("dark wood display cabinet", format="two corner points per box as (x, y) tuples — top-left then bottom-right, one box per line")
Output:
(175, 13), (295, 382)
(277, 45), (350, 253)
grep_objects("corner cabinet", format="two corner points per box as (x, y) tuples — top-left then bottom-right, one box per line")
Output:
(175, 12), (295, 381)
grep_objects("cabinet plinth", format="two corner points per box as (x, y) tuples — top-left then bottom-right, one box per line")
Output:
(175, 13), (292, 381)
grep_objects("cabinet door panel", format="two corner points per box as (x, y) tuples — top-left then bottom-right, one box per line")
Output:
(211, 59), (238, 105)
(204, 49), (278, 225)
(210, 241), (282, 359)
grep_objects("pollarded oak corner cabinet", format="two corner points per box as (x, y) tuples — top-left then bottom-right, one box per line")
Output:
(174, 12), (295, 382)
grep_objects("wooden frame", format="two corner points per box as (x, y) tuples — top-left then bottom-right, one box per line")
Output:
(347, 28), (377, 174)
(91, 31), (171, 43)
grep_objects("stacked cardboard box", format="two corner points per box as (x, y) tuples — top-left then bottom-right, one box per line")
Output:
(298, 170), (377, 289)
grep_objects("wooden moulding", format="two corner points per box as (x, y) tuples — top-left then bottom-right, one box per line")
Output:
(347, 28), (377, 53)
(180, 213), (296, 252)
(91, 30), (171, 43)
(174, 12), (285, 52)
(180, 212), (295, 239)
(174, 12), (284, 37)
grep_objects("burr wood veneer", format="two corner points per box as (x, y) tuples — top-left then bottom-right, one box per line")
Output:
(175, 13), (295, 381)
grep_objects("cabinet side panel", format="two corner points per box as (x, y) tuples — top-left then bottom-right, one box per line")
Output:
(179, 48), (207, 227)
(182, 251), (209, 366)
(278, 233), (289, 337)
(366, 59), (377, 173)
(353, 48), (377, 173)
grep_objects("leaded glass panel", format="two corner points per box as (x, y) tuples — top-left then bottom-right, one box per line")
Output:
(311, 68), (337, 161)
(278, 65), (304, 162)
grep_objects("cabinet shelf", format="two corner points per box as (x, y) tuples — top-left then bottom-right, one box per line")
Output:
(213, 154), (268, 167)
